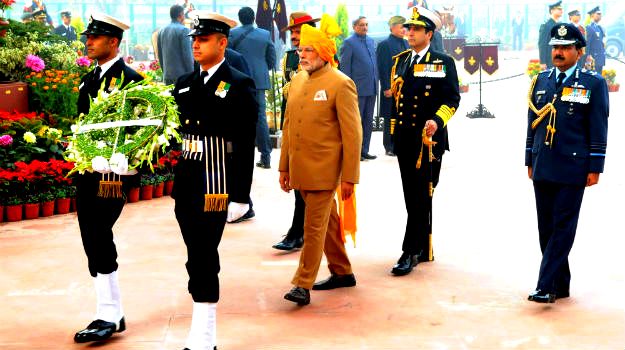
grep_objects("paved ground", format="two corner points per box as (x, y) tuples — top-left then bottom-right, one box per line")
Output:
(1, 51), (624, 349)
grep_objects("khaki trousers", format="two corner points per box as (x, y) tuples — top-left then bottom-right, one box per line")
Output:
(291, 189), (353, 289)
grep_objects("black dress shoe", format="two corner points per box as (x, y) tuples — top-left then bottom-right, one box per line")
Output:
(391, 253), (419, 276)
(385, 151), (396, 156)
(556, 291), (570, 299)
(360, 156), (366, 161)
(229, 208), (255, 223)
(362, 153), (377, 160)
(74, 317), (125, 343)
(256, 161), (271, 169)
(272, 236), (304, 250)
(284, 286), (310, 305)
(528, 289), (556, 303)
(312, 273), (356, 290)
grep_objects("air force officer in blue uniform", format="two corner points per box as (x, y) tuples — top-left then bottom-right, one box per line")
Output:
(585, 6), (606, 74)
(526, 23), (609, 303)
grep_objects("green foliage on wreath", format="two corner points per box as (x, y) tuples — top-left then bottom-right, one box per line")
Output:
(65, 80), (181, 175)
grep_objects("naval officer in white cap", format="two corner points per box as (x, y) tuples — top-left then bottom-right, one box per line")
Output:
(171, 11), (257, 350)
(73, 12), (144, 344)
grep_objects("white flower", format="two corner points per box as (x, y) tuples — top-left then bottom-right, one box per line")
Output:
(91, 156), (111, 173)
(70, 124), (78, 133)
(96, 141), (107, 149)
(159, 90), (171, 97)
(157, 134), (169, 146)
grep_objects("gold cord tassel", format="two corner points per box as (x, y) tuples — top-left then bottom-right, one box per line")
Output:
(390, 118), (396, 135)
(204, 194), (229, 212)
(527, 75), (558, 147)
(98, 173), (123, 199)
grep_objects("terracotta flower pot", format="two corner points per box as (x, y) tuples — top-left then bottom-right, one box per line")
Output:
(40, 201), (55, 217)
(127, 187), (140, 203)
(153, 182), (165, 198)
(460, 85), (469, 93)
(140, 185), (154, 200)
(70, 198), (77, 212)
(24, 203), (40, 220)
(608, 84), (620, 92)
(5, 204), (23, 222)
(164, 180), (174, 196)
(0, 205), (4, 222)
(56, 198), (71, 214)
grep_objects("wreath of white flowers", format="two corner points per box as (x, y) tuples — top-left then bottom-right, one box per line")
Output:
(65, 81), (181, 175)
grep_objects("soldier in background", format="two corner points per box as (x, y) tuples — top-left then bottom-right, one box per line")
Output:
(538, 1), (563, 68)
(376, 15), (408, 157)
(53, 10), (77, 42)
(585, 6), (606, 74)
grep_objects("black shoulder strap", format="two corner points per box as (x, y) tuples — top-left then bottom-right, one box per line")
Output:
(230, 26), (254, 51)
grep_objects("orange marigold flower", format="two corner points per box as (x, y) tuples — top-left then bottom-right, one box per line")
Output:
(31, 82), (37, 86)
(52, 85), (57, 89)
(45, 78), (51, 83)
(43, 86), (49, 90)
(72, 87), (79, 92)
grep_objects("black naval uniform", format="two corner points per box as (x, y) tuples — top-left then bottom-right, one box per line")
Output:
(172, 62), (257, 302)
(279, 49), (305, 244)
(76, 58), (143, 277)
(53, 24), (77, 42)
(526, 67), (609, 297)
(390, 48), (460, 259)
(538, 18), (558, 68)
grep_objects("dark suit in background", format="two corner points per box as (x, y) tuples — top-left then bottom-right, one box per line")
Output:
(157, 18), (194, 85)
(539, 18), (558, 68)
(586, 22), (606, 73)
(228, 22), (276, 167)
(340, 32), (378, 158)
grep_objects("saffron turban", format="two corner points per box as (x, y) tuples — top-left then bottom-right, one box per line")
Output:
(299, 14), (342, 67)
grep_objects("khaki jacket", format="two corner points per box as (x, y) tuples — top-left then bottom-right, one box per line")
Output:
(279, 63), (362, 190)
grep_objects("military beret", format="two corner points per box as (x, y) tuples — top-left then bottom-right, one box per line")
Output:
(188, 11), (237, 37)
(549, 23), (586, 47)
(388, 15), (406, 27)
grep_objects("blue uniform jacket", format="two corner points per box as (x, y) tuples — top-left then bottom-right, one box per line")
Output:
(340, 33), (378, 97)
(228, 24), (276, 90)
(585, 22), (606, 68)
(525, 68), (609, 186)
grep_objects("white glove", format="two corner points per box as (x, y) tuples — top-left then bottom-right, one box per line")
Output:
(91, 156), (112, 174)
(227, 202), (250, 223)
(109, 152), (137, 175)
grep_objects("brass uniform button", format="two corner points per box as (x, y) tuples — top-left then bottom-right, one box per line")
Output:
(425, 92), (430, 96)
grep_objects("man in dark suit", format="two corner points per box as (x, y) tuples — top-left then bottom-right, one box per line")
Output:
(157, 5), (194, 85)
(229, 6), (276, 170)
(172, 11), (257, 349)
(389, 6), (460, 276)
(538, 1), (563, 68)
(340, 16), (378, 161)
(53, 10), (76, 42)
(526, 23), (609, 303)
(376, 15), (408, 157)
(73, 13), (144, 344)
(585, 6), (606, 74)
(271, 11), (321, 252)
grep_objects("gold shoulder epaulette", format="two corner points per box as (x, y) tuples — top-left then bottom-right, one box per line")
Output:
(392, 49), (412, 60)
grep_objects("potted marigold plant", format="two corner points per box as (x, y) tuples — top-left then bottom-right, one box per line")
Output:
(54, 185), (71, 214)
(602, 69), (619, 92)
(458, 78), (469, 93)
(527, 59), (543, 78)
(39, 189), (55, 217)
(140, 173), (155, 200)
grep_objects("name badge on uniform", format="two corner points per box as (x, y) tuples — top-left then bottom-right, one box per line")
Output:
(79, 82), (84, 90)
(561, 87), (590, 104)
(178, 86), (190, 94)
(414, 64), (446, 78)
(215, 81), (231, 98)
(313, 90), (327, 101)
